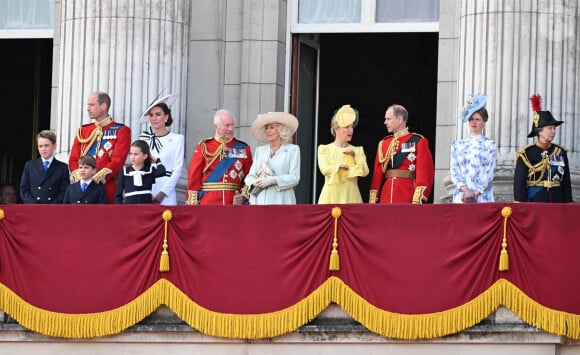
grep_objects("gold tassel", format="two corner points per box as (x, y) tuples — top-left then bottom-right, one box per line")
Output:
(498, 206), (512, 271)
(159, 210), (173, 272)
(328, 207), (342, 271)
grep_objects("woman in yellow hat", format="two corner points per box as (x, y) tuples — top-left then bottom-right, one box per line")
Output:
(317, 105), (369, 204)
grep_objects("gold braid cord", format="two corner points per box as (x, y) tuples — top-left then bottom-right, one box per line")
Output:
(201, 141), (226, 175)
(76, 117), (113, 157)
(516, 146), (558, 186)
(378, 138), (400, 174)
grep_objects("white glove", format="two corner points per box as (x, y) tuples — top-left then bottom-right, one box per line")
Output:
(254, 176), (277, 188)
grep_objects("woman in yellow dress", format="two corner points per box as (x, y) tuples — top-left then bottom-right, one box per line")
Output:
(317, 105), (369, 203)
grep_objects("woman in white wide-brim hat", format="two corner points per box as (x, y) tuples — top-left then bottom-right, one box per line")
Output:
(138, 94), (184, 205)
(244, 112), (300, 205)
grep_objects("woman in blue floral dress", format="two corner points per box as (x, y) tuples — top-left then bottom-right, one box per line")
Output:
(450, 94), (497, 203)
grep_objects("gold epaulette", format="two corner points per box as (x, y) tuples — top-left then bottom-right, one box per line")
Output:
(515, 144), (535, 164)
(197, 137), (214, 145)
(553, 143), (568, 152)
(411, 132), (425, 138)
(234, 138), (249, 147)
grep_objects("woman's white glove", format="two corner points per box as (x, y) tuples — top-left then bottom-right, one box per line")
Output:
(254, 176), (277, 188)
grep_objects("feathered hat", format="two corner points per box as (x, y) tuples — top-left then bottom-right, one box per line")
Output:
(527, 94), (563, 138)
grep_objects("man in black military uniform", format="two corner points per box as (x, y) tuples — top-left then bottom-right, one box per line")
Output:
(513, 95), (573, 203)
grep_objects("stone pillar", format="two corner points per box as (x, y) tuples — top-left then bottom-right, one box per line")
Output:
(187, 0), (287, 158)
(441, 0), (579, 202)
(53, 0), (190, 160)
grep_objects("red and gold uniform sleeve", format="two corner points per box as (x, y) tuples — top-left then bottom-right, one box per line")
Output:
(186, 142), (205, 204)
(69, 136), (82, 173)
(412, 137), (434, 204)
(369, 138), (388, 203)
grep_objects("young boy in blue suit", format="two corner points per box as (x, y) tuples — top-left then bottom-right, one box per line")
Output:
(20, 130), (70, 204)
(63, 156), (107, 204)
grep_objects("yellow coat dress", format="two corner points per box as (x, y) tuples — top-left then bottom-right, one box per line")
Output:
(317, 143), (369, 204)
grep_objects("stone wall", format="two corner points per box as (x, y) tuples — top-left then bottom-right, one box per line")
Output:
(1, 306), (579, 354)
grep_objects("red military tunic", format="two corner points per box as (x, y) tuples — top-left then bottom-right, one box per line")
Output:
(69, 117), (131, 204)
(187, 136), (252, 205)
(369, 128), (434, 203)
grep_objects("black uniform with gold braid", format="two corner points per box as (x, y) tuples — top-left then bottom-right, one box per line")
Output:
(513, 95), (573, 203)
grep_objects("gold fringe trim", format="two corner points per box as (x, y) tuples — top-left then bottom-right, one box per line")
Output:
(0, 280), (164, 338)
(501, 278), (580, 339)
(159, 210), (173, 272)
(328, 207), (342, 271)
(1, 278), (579, 339)
(498, 206), (512, 271)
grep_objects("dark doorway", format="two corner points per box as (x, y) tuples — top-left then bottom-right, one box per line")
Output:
(314, 33), (438, 202)
(0, 39), (53, 193)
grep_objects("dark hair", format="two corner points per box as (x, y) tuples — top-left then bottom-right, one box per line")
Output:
(472, 108), (489, 122)
(388, 104), (408, 122)
(37, 130), (57, 144)
(78, 155), (97, 169)
(95, 92), (111, 110)
(131, 140), (152, 164)
(150, 103), (173, 126)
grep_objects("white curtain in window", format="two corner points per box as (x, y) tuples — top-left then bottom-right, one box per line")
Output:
(376, 0), (439, 23)
(299, 0), (361, 24)
(0, 0), (54, 29)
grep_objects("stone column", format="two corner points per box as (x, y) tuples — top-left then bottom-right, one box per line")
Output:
(53, 0), (190, 160)
(442, 0), (579, 202)
(187, 0), (287, 158)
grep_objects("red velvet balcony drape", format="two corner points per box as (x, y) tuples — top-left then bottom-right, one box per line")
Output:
(0, 203), (579, 339)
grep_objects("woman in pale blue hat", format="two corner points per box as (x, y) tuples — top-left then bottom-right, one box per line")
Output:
(450, 93), (497, 203)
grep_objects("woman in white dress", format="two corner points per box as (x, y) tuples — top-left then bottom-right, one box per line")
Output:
(139, 94), (184, 205)
(450, 93), (497, 203)
(244, 112), (300, 205)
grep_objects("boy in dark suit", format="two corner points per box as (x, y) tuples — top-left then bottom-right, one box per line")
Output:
(20, 130), (70, 204)
(63, 156), (107, 204)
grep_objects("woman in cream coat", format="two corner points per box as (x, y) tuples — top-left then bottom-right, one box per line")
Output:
(244, 112), (300, 205)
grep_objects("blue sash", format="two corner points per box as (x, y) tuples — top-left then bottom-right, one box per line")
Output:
(199, 141), (247, 200)
(527, 186), (542, 201)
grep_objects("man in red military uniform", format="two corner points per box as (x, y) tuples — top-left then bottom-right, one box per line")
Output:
(186, 109), (253, 205)
(369, 104), (434, 204)
(69, 91), (131, 204)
